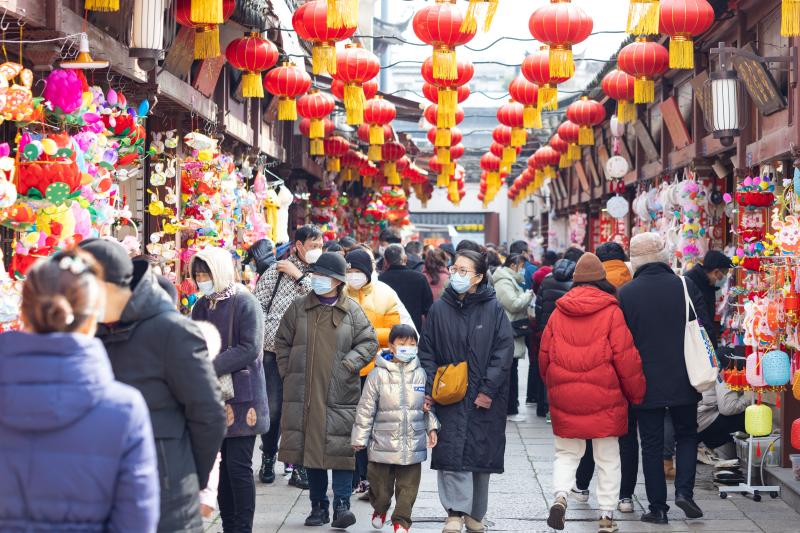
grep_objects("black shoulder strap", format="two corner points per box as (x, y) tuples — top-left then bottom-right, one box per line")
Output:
(226, 289), (239, 350)
(264, 272), (284, 315)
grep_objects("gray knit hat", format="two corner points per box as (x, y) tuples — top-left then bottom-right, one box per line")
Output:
(630, 232), (670, 271)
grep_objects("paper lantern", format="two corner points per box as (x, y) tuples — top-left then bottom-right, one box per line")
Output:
(491, 140), (518, 173)
(792, 418), (800, 450)
(480, 152), (502, 192)
(529, 0), (593, 79)
(292, 0), (357, 75)
(566, 96), (606, 146)
(497, 100), (527, 148)
(550, 134), (571, 168)
(421, 56), (474, 128)
(557, 121), (582, 161)
(326, 0), (358, 30)
(225, 33), (279, 98)
(364, 96), (397, 160)
(263, 62), (312, 120)
(745, 404), (772, 437)
(763, 350), (791, 386)
(424, 104), (465, 130)
(521, 46), (569, 111)
(324, 136), (350, 172)
(130, 0), (165, 67)
(299, 117), (334, 155)
(508, 76), (541, 129)
(332, 44), (381, 125)
(602, 69), (637, 124)
(627, 0), (661, 35)
(659, 0), (715, 69)
(413, 0), (476, 81)
(297, 90), (335, 154)
(428, 127), (463, 165)
(534, 146), (561, 180)
(176, 0), (235, 59)
(746, 352), (767, 388)
(382, 142), (406, 185)
(618, 38), (669, 104)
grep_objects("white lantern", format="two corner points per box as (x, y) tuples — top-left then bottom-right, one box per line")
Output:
(130, 0), (165, 71)
(609, 115), (624, 138)
(702, 68), (748, 147)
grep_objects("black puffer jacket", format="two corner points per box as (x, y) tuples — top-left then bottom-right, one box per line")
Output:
(685, 263), (719, 347)
(418, 285), (515, 474)
(534, 259), (576, 332)
(97, 261), (227, 533)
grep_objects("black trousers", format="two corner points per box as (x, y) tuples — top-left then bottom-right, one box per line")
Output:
(507, 358), (520, 415)
(699, 412), (745, 449)
(259, 352), (283, 457)
(218, 436), (257, 533)
(637, 404), (698, 512)
(576, 408), (639, 499)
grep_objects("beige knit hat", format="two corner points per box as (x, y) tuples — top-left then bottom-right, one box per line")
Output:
(573, 253), (607, 283)
(630, 232), (670, 271)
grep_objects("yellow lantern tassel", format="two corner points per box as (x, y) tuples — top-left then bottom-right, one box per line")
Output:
(386, 162), (400, 185)
(523, 105), (542, 129)
(502, 146), (517, 166)
(84, 0), (120, 12)
(437, 173), (449, 188)
(511, 127), (527, 148)
(327, 157), (341, 172)
(363, 174), (373, 188)
(544, 165), (555, 180)
(368, 144), (383, 162)
(327, 0), (359, 29)
(488, 172), (499, 189)
(568, 143), (581, 161)
(485, 0), (499, 31)
(634, 77), (655, 104)
(538, 85), (558, 111)
(448, 179), (458, 196)
(578, 126), (594, 146)
(310, 139), (325, 156)
(618, 100), (637, 123)
(241, 72), (264, 98)
(312, 44), (337, 75)
(344, 83), (365, 125)
(461, 0), (480, 33)
(559, 154), (570, 169)
(435, 128), (451, 147)
(549, 46), (575, 79)
(782, 0), (800, 36)
(433, 46), (458, 81)
(310, 119), (324, 139)
(437, 88), (458, 129)
(627, 0), (660, 35)
(369, 125), (385, 145)
(669, 35), (694, 69)
(341, 167), (352, 182)
(278, 97), (297, 121)
(438, 147), (451, 165)
(194, 26), (221, 59)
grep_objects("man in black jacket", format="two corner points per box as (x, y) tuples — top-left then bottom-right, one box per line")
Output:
(379, 244), (433, 330)
(684, 250), (732, 347)
(404, 240), (425, 272)
(618, 233), (712, 525)
(80, 239), (227, 533)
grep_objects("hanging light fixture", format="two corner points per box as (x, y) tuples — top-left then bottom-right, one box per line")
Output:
(701, 67), (747, 147)
(61, 33), (110, 70)
(130, 0), (164, 70)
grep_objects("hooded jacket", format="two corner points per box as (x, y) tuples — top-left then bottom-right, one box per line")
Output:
(418, 285), (515, 473)
(0, 332), (159, 532)
(351, 352), (440, 465)
(603, 259), (633, 289)
(492, 266), (533, 358)
(534, 258), (576, 332)
(540, 286), (646, 439)
(96, 261), (226, 533)
(346, 279), (404, 376)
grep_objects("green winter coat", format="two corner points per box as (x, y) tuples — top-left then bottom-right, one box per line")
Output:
(492, 266), (532, 359)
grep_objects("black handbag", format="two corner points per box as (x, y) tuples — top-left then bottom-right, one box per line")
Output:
(511, 318), (530, 338)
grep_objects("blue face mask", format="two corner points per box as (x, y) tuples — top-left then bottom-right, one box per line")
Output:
(395, 346), (418, 363)
(197, 280), (214, 296)
(311, 275), (334, 296)
(450, 272), (473, 294)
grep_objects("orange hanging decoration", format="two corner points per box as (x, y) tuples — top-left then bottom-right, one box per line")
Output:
(566, 96), (607, 146)
(602, 69), (637, 124)
(617, 38), (669, 104)
(627, 0), (661, 35)
(659, 0), (715, 69)
(263, 63), (312, 121)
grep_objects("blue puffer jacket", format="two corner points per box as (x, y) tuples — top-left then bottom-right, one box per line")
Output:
(0, 331), (160, 532)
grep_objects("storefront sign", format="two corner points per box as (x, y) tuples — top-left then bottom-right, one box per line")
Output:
(732, 43), (786, 116)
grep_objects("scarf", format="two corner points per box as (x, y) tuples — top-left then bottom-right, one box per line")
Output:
(206, 282), (237, 310)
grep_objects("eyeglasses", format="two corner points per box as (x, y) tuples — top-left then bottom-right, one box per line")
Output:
(448, 266), (476, 277)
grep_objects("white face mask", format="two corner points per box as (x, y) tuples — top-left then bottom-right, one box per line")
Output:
(197, 280), (214, 296)
(347, 272), (368, 290)
(395, 345), (418, 362)
(304, 248), (322, 265)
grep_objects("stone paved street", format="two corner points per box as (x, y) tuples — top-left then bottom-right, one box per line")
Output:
(205, 360), (800, 533)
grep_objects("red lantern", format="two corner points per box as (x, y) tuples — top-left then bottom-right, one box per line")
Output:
(627, 0), (661, 35)
(422, 82), (470, 106)
(263, 62), (312, 121)
(331, 78), (378, 102)
(300, 117), (335, 140)
(481, 152), (502, 191)
(450, 143), (465, 161)
(529, 0), (593, 79)
(617, 38), (669, 104)
(342, 150), (366, 182)
(424, 104), (465, 130)
(428, 127), (463, 165)
(413, 0), (476, 81)
(326, 0), (359, 30)
(358, 123), (393, 145)
(421, 56), (474, 128)
(364, 96), (396, 160)
(497, 100), (527, 148)
(293, 0), (357, 75)
(549, 134), (571, 168)
(176, 0), (235, 59)
(566, 96), (606, 146)
(557, 121), (582, 161)
(521, 46), (570, 111)
(332, 44), (381, 125)
(602, 69), (637, 124)
(297, 90), (336, 155)
(360, 160), (379, 188)
(534, 146), (561, 179)
(659, 0), (714, 69)
(508, 76), (541, 129)
(225, 33), (279, 98)
(324, 136), (350, 172)
(382, 141), (406, 185)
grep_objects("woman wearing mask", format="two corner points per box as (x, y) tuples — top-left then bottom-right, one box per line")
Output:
(275, 252), (378, 529)
(0, 250), (159, 532)
(191, 246), (267, 533)
(424, 247), (451, 300)
(492, 254), (534, 418)
(418, 250), (515, 533)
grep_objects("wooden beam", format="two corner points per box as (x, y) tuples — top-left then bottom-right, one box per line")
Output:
(575, 162), (590, 194)
(156, 70), (218, 122)
(2, 0), (47, 27)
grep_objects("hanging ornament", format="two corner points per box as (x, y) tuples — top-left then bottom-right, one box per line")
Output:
(601, 69), (637, 124)
(497, 100), (527, 148)
(264, 62), (312, 120)
(324, 136), (350, 172)
(627, 0), (661, 35)
(492, 126), (517, 173)
(382, 142), (407, 186)
(557, 121), (582, 161)
(480, 152), (502, 194)
(617, 38), (669, 104)
(521, 46), (569, 111)
(428, 127), (463, 166)
(659, 0), (715, 69)
(176, 0), (235, 59)
(85, 0), (119, 12)
(331, 44), (381, 125)
(293, 0), (357, 75)
(508, 76), (541, 129)
(413, 0), (476, 81)
(327, 0), (359, 30)
(422, 82), (470, 107)
(566, 96), (607, 146)
(358, 122), (394, 157)
(424, 104), (465, 132)
(300, 118), (334, 156)
(364, 96), (397, 161)
(297, 90), (336, 154)
(225, 33), (279, 98)
(549, 134), (571, 169)
(529, 0), (593, 79)
(462, 0), (500, 33)
(421, 56), (474, 128)
(533, 146), (561, 180)
(783, 0), (800, 36)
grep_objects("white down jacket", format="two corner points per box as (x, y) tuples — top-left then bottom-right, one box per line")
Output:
(351, 353), (440, 465)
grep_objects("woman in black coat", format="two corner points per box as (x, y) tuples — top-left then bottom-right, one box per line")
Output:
(419, 250), (515, 533)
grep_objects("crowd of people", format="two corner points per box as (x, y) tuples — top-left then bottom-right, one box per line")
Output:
(0, 225), (746, 533)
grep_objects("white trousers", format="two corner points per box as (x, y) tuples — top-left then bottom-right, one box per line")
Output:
(553, 436), (621, 512)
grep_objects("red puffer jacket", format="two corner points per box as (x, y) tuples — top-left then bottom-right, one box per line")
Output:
(540, 285), (646, 439)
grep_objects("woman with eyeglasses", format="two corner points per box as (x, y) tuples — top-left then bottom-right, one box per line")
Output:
(418, 250), (515, 533)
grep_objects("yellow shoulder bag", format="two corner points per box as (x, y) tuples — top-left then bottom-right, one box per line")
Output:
(432, 361), (469, 405)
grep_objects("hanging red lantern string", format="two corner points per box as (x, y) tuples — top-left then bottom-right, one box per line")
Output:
(557, 121), (582, 161)
(492, 125), (518, 172)
(357, 123), (394, 158)
(176, 0), (235, 59)
(421, 56), (474, 128)
(225, 32), (279, 98)
(427, 127), (463, 166)
(341, 150), (366, 182)
(566, 96), (606, 146)
(382, 141), (406, 185)
(413, 0), (476, 81)
(324, 136), (350, 172)
(534, 146), (562, 180)
(326, 0), (359, 29)
(521, 46), (569, 111)
(497, 100), (527, 148)
(549, 134), (571, 168)
(360, 160), (379, 189)
(601, 69), (637, 124)
(364, 96), (397, 161)
(627, 0), (661, 35)
(300, 117), (335, 156)
(508, 76), (541, 129)
(429, 155), (451, 188)
(331, 43), (381, 125)
(783, 0), (800, 36)
(481, 152), (502, 196)
(293, 0), (357, 75)
(659, 0), (714, 69)
(529, 0), (593, 79)
(423, 104), (466, 144)
(422, 82), (471, 108)
(617, 37), (669, 104)
(491, 139), (520, 174)
(297, 90), (335, 155)
(462, 0), (500, 33)
(264, 62), (312, 121)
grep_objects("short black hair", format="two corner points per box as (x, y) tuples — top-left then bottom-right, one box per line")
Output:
(384, 244), (406, 267)
(389, 324), (418, 344)
(456, 239), (482, 253)
(191, 257), (211, 278)
(294, 225), (323, 246)
(486, 250), (502, 268)
(564, 247), (585, 263)
(405, 241), (423, 256)
(504, 253), (526, 268)
(325, 242), (343, 253)
(595, 242), (627, 262)
(339, 236), (357, 250)
(542, 250), (558, 266)
(456, 250), (488, 285)
(379, 228), (401, 244)
(509, 240), (529, 255)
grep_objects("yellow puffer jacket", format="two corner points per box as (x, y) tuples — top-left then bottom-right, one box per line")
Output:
(346, 280), (402, 376)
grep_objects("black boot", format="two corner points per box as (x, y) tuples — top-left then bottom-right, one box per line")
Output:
(675, 495), (703, 519)
(290, 466), (309, 489)
(258, 453), (276, 484)
(641, 508), (668, 524)
(331, 498), (356, 529)
(304, 502), (330, 527)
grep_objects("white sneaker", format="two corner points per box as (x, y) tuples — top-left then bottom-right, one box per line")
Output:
(617, 498), (634, 513)
(570, 487), (590, 503)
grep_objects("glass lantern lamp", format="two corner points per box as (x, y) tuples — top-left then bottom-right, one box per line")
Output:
(702, 67), (748, 147)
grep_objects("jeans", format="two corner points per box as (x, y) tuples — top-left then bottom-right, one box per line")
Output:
(699, 412), (745, 449)
(218, 436), (257, 533)
(306, 468), (354, 508)
(575, 408), (638, 499)
(368, 462), (422, 529)
(508, 358), (520, 415)
(637, 404), (698, 512)
(554, 437), (621, 512)
(259, 352), (283, 457)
